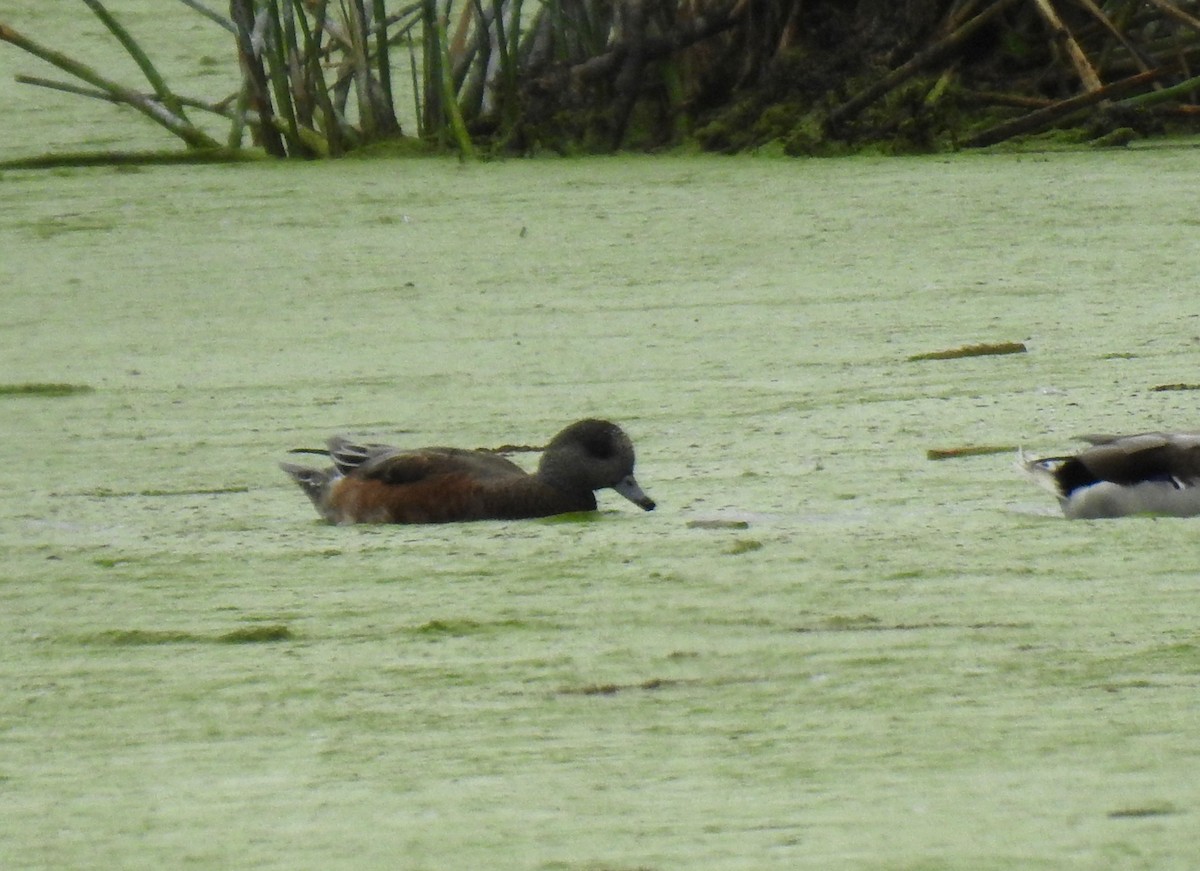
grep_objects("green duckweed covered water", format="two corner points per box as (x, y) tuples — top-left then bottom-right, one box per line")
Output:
(4, 6), (1200, 869)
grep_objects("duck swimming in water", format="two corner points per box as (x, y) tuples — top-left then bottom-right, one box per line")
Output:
(1021, 431), (1200, 518)
(281, 418), (655, 524)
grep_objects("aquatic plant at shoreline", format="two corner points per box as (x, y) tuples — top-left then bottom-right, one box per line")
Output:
(0, 0), (441, 158)
(3, 0), (1200, 160)
(0, 12), (221, 151)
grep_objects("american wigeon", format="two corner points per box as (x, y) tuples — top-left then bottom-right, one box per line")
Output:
(281, 418), (656, 524)
(1021, 431), (1200, 518)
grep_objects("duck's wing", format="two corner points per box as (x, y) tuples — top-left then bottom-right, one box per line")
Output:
(326, 437), (402, 476)
(330, 438), (528, 485)
(1077, 430), (1200, 446)
(1076, 432), (1200, 486)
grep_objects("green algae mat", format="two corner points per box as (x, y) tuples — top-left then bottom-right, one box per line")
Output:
(4, 147), (1200, 870)
(5, 17), (1200, 862)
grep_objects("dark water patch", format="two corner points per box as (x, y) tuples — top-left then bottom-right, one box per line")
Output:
(86, 629), (200, 646)
(559, 677), (686, 696)
(1097, 679), (1159, 693)
(537, 511), (602, 524)
(409, 618), (534, 638)
(1014, 640), (1200, 691)
(908, 341), (1027, 362)
(70, 624), (294, 646)
(219, 625), (294, 643)
(725, 539), (763, 555)
(968, 622), (1034, 630)
(793, 616), (1030, 634)
(1106, 641), (1200, 671)
(687, 518), (751, 530)
(0, 382), (94, 397)
(76, 486), (251, 498)
(1108, 804), (1177, 819)
(0, 149), (258, 171)
(808, 614), (881, 631)
(412, 619), (486, 637)
(93, 557), (129, 568)
(29, 215), (118, 239)
(927, 445), (1017, 460)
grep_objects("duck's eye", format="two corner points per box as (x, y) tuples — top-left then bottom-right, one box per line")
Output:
(574, 423), (619, 458)
(584, 435), (616, 458)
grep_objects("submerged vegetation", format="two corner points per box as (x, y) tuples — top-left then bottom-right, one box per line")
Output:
(74, 625), (294, 645)
(908, 341), (1028, 361)
(4, 0), (1200, 160)
(926, 445), (1019, 460)
(0, 382), (95, 396)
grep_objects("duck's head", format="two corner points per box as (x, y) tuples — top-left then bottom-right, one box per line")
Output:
(538, 419), (656, 511)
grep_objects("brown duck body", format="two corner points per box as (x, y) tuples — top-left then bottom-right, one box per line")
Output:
(281, 419), (655, 525)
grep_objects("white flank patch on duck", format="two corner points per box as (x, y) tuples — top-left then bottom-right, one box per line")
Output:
(1019, 433), (1200, 519)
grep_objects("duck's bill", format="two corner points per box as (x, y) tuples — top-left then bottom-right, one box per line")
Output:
(613, 475), (656, 511)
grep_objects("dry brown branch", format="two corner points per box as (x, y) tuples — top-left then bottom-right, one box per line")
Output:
(563, 0), (742, 84)
(0, 21), (220, 148)
(963, 68), (1162, 146)
(1142, 0), (1200, 35)
(1073, 0), (1154, 74)
(1031, 0), (1102, 90)
(828, 0), (1023, 127)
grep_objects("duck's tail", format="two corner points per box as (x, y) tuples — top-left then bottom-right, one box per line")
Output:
(280, 462), (338, 521)
(285, 438), (379, 475)
(1016, 448), (1067, 497)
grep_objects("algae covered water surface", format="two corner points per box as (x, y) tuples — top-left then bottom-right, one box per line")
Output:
(3, 146), (1200, 869)
(5, 13), (1200, 863)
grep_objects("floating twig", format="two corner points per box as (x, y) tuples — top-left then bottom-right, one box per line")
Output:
(907, 341), (1027, 361)
(926, 445), (1017, 460)
(0, 382), (94, 396)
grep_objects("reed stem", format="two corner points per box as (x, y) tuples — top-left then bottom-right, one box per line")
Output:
(0, 22), (220, 148)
